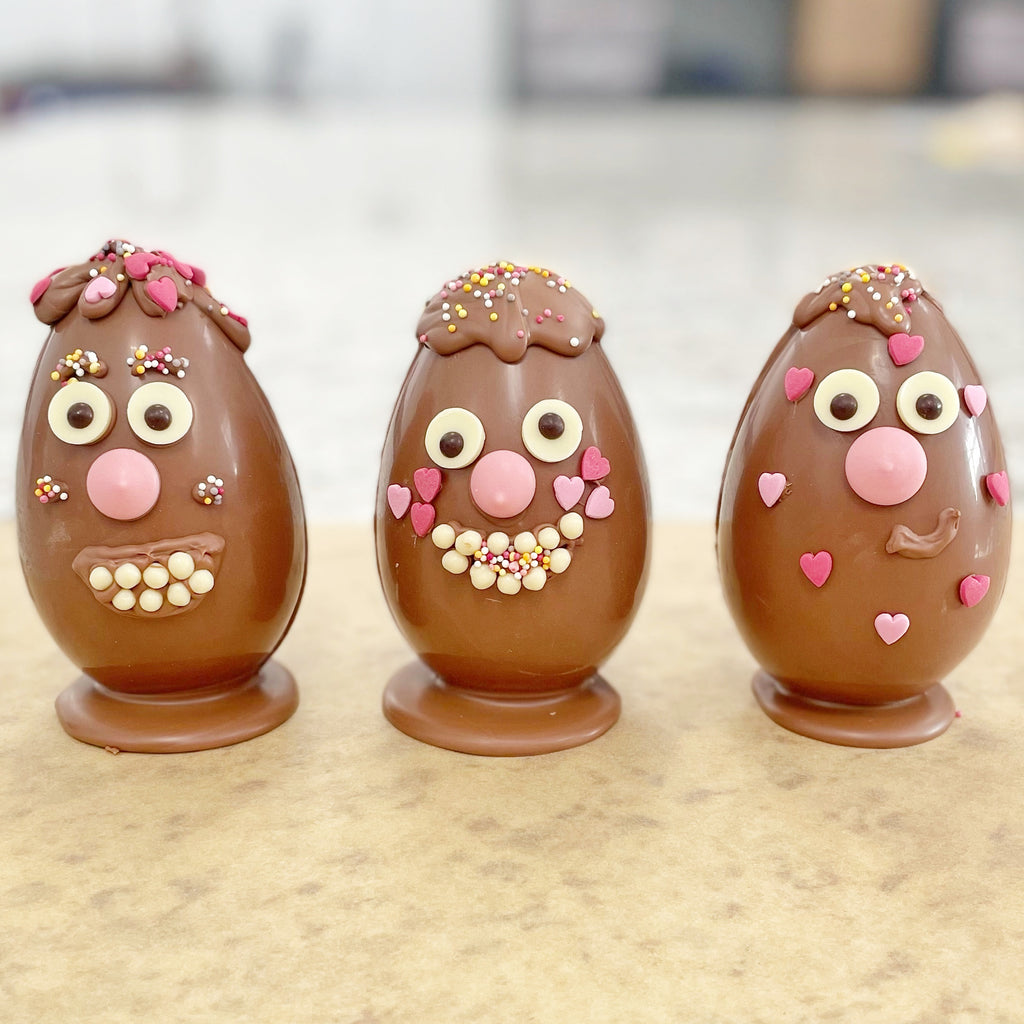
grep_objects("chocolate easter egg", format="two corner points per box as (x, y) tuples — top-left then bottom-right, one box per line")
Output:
(717, 264), (1011, 747)
(18, 241), (306, 752)
(376, 262), (650, 755)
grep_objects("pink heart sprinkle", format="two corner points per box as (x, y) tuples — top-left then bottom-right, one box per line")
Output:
(758, 472), (787, 508)
(124, 251), (160, 280)
(413, 467), (442, 503)
(959, 574), (991, 608)
(145, 276), (178, 312)
(963, 385), (987, 417)
(553, 475), (585, 510)
(584, 485), (615, 519)
(410, 502), (436, 538)
(874, 612), (910, 645)
(985, 471), (1009, 507)
(784, 367), (814, 402)
(83, 275), (117, 303)
(29, 276), (53, 304)
(887, 334), (925, 367)
(580, 446), (611, 481)
(386, 484), (411, 520)
(799, 551), (833, 588)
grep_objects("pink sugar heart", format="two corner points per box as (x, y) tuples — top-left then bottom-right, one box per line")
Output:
(386, 484), (411, 520)
(985, 471), (1009, 507)
(758, 472), (787, 508)
(959, 574), (991, 608)
(124, 251), (159, 280)
(554, 475), (585, 510)
(410, 501), (436, 538)
(784, 367), (814, 402)
(874, 612), (910, 645)
(584, 485), (614, 519)
(963, 385), (987, 417)
(413, 467), (442, 502)
(887, 334), (925, 367)
(83, 275), (117, 303)
(580, 446), (611, 481)
(145, 276), (178, 313)
(29, 275), (53, 304)
(799, 551), (832, 588)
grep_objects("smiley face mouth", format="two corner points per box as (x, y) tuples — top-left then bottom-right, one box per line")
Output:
(431, 515), (585, 595)
(72, 532), (224, 617)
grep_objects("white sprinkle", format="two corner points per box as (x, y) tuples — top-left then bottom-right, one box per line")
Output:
(558, 285), (567, 293)
(547, 280), (556, 287)
(473, 290), (481, 297)
(89, 269), (98, 277)
(507, 294), (515, 301)
(847, 310), (857, 319)
(569, 337), (580, 347)
(442, 313), (450, 321)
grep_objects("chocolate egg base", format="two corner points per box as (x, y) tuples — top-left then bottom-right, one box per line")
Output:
(751, 672), (955, 749)
(55, 660), (298, 753)
(383, 661), (620, 756)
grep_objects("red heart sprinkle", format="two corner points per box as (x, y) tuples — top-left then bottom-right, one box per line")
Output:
(413, 467), (442, 503)
(959, 574), (991, 608)
(410, 502), (436, 538)
(799, 551), (832, 588)
(784, 367), (814, 402)
(145, 276), (178, 312)
(887, 334), (925, 366)
(580, 446), (610, 481)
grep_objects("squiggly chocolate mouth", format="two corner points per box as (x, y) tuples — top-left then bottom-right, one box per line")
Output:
(885, 507), (960, 559)
(72, 532), (224, 617)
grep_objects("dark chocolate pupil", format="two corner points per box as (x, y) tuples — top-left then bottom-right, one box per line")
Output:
(66, 402), (94, 429)
(144, 404), (172, 431)
(439, 431), (464, 459)
(915, 393), (942, 420)
(538, 412), (565, 440)
(830, 393), (858, 421)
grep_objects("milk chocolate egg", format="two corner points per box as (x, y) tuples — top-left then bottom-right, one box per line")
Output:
(376, 262), (650, 755)
(717, 264), (1010, 747)
(18, 240), (306, 752)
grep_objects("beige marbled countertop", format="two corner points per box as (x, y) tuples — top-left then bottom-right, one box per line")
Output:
(2, 522), (1022, 1023)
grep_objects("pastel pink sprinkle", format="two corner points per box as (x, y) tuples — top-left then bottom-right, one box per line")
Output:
(985, 471), (1009, 507)
(580, 446), (611, 481)
(145, 276), (178, 312)
(83, 275), (117, 303)
(543, 308), (551, 317)
(584, 485), (615, 519)
(874, 612), (910, 645)
(516, 330), (525, 339)
(784, 367), (814, 402)
(553, 475), (585, 510)
(409, 502), (436, 538)
(413, 467), (442, 503)
(29, 276), (52, 304)
(887, 334), (925, 366)
(386, 484), (411, 520)
(758, 472), (786, 508)
(959, 574), (991, 608)
(963, 385), (987, 417)
(799, 551), (832, 588)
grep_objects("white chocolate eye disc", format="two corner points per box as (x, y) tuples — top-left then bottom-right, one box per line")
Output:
(521, 399), (583, 463)
(424, 407), (485, 470)
(47, 380), (114, 445)
(127, 381), (193, 446)
(896, 371), (960, 435)
(813, 368), (880, 432)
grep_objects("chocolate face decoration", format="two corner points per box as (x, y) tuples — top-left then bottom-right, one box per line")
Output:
(18, 241), (306, 752)
(376, 262), (650, 755)
(717, 264), (1011, 747)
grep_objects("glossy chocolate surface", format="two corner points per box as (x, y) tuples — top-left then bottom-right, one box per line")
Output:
(18, 242), (305, 750)
(717, 265), (1011, 746)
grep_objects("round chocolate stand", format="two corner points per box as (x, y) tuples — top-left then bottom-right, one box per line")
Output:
(55, 661), (298, 753)
(383, 661), (620, 756)
(752, 670), (955, 748)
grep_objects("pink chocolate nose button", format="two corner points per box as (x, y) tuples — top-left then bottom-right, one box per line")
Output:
(86, 448), (161, 520)
(845, 426), (927, 506)
(470, 450), (537, 519)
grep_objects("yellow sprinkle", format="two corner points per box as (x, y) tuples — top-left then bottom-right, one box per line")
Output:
(116, 273), (125, 282)
(447, 324), (457, 333)
(885, 302), (894, 309)
(43, 484), (51, 492)
(50, 371), (59, 381)
(841, 283), (852, 293)
(463, 283), (472, 292)
(99, 266), (108, 274)
(135, 348), (145, 358)
(842, 296), (850, 304)
(34, 489), (43, 497)
(457, 309), (468, 318)
(860, 273), (870, 282)
(894, 313), (903, 322)
(542, 270), (549, 277)
(828, 302), (837, 311)
(489, 312), (498, 321)
(204, 497), (212, 505)
(88, 362), (100, 374)
(135, 365), (145, 374)
(220, 305), (229, 315)
(471, 273), (481, 284)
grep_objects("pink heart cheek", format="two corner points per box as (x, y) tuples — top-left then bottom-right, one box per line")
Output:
(784, 367), (814, 402)
(887, 334), (925, 366)
(386, 484), (411, 520)
(758, 472), (786, 508)
(553, 475), (585, 510)
(963, 385), (987, 417)
(83, 275), (117, 303)
(874, 612), (910, 645)
(580, 446), (611, 481)
(584, 485), (614, 520)
(145, 276), (178, 312)
(959, 574), (990, 608)
(409, 502), (436, 538)
(985, 471), (1009, 507)
(413, 467), (442, 503)
(799, 551), (832, 588)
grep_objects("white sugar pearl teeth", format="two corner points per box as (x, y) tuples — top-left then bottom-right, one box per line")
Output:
(188, 570), (215, 595)
(537, 526), (560, 550)
(168, 551), (195, 580)
(454, 530), (482, 556)
(139, 589), (164, 613)
(486, 531), (509, 554)
(559, 513), (584, 540)
(89, 566), (113, 591)
(143, 563), (170, 589)
(113, 563), (142, 589)
(523, 567), (547, 591)
(167, 582), (192, 607)
(441, 550), (469, 575)
(514, 532), (538, 555)
(432, 524), (456, 549)
(548, 548), (572, 574)
(470, 565), (497, 590)
(496, 574), (521, 595)
(112, 589), (136, 611)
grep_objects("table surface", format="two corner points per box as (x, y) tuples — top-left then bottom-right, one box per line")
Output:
(2, 521), (1022, 1024)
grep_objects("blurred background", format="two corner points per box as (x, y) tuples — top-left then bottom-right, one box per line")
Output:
(1, 0), (1022, 521)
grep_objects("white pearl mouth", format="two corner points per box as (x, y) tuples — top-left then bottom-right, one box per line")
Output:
(430, 514), (584, 595)
(72, 532), (224, 617)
